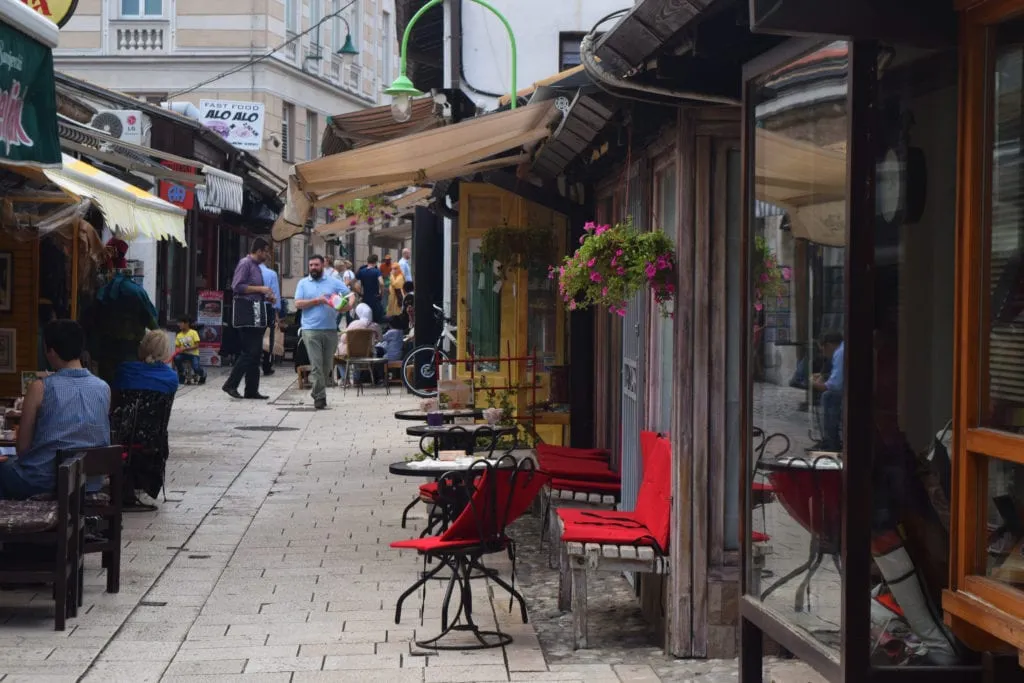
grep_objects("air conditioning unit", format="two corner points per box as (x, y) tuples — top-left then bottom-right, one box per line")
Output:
(89, 110), (148, 146)
(344, 63), (361, 90)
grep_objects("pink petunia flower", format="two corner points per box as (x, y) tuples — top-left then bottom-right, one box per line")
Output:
(645, 263), (657, 279)
(590, 272), (603, 283)
(587, 258), (596, 267)
(754, 302), (763, 311)
(781, 267), (792, 281)
(584, 221), (596, 232)
(595, 224), (610, 235)
(666, 284), (675, 293)
(602, 286), (609, 297)
(569, 300), (577, 310)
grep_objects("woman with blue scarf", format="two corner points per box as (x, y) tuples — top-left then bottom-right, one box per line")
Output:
(112, 330), (179, 396)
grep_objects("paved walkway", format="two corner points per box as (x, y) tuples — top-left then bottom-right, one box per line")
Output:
(0, 371), (827, 682)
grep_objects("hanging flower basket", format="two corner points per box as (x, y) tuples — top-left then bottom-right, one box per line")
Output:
(753, 236), (791, 312)
(479, 222), (555, 275)
(552, 217), (676, 317)
(336, 195), (395, 227)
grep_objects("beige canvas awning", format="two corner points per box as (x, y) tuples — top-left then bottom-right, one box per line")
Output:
(272, 101), (560, 241)
(755, 129), (847, 246)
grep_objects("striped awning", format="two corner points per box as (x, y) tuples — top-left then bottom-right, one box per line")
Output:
(45, 154), (187, 244)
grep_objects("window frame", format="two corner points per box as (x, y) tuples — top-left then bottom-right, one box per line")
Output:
(943, 0), (1024, 655)
(305, 111), (318, 162)
(120, 0), (163, 18)
(281, 102), (294, 163)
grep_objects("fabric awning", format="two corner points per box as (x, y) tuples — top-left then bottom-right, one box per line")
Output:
(272, 100), (560, 241)
(45, 154), (187, 244)
(755, 129), (846, 246)
(200, 165), (244, 214)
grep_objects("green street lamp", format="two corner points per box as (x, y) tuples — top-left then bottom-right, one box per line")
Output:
(336, 16), (360, 63)
(385, 0), (517, 122)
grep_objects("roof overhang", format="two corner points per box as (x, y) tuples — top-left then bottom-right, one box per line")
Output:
(273, 101), (561, 241)
(530, 92), (616, 182)
(594, 0), (720, 75)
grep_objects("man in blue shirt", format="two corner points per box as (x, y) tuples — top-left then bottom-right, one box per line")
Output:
(398, 248), (412, 284)
(813, 331), (844, 451)
(259, 262), (282, 376)
(356, 254), (385, 323)
(294, 255), (351, 410)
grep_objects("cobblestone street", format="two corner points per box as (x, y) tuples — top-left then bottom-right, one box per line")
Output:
(0, 371), (827, 682)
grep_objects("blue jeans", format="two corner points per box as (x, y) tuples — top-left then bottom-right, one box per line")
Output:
(174, 353), (206, 382)
(820, 388), (843, 450)
(0, 460), (47, 500)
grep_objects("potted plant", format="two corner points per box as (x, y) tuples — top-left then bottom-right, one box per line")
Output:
(337, 194), (395, 227)
(552, 217), (676, 317)
(753, 236), (791, 311)
(479, 221), (556, 276)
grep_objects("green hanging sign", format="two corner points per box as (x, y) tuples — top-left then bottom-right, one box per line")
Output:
(0, 21), (59, 166)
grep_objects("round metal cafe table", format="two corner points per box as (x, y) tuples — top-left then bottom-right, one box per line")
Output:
(393, 408), (484, 423)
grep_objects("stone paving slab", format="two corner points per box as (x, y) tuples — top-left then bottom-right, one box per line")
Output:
(0, 369), (830, 682)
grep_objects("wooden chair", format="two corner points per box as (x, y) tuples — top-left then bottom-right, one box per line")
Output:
(58, 446), (125, 594)
(340, 329), (378, 392)
(0, 457), (85, 630)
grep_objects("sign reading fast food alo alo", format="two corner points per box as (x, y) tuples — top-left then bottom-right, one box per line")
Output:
(20, 0), (79, 27)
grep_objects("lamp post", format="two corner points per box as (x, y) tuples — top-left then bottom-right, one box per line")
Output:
(303, 13), (360, 70)
(385, 0), (517, 122)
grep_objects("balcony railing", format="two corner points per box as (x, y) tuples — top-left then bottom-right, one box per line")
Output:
(110, 20), (169, 54)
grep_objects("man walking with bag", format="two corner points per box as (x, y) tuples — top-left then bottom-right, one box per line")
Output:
(223, 238), (275, 400)
(293, 255), (352, 410)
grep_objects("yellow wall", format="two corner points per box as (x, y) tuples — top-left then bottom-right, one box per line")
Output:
(456, 183), (567, 444)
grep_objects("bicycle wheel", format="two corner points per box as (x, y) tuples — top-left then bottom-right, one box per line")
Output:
(402, 346), (449, 398)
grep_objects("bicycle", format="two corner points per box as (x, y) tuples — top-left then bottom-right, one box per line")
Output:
(402, 304), (457, 398)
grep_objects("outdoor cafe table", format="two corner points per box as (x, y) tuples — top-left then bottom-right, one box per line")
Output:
(406, 423), (517, 457)
(756, 451), (843, 610)
(393, 408), (484, 423)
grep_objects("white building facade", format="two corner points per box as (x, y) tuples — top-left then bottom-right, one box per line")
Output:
(460, 0), (624, 109)
(55, 0), (401, 294)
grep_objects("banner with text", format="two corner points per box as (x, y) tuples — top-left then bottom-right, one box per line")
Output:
(198, 99), (265, 152)
(0, 22), (59, 165)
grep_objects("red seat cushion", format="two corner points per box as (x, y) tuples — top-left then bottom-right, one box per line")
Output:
(391, 536), (509, 552)
(751, 531), (771, 543)
(537, 456), (620, 482)
(752, 482), (774, 492)
(536, 444), (611, 462)
(557, 508), (659, 547)
(418, 482), (439, 500)
(550, 478), (621, 495)
(632, 431), (671, 551)
(554, 432), (671, 552)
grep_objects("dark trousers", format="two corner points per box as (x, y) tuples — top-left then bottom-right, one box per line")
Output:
(225, 326), (264, 395)
(820, 388), (843, 450)
(174, 353), (207, 381)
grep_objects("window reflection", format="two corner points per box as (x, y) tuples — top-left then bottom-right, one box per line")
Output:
(746, 42), (960, 666)
(467, 238), (501, 372)
(749, 43), (849, 654)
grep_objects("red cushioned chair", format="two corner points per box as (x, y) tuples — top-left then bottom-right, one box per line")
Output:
(536, 457), (621, 549)
(535, 444), (611, 462)
(557, 432), (671, 552)
(390, 455), (549, 650)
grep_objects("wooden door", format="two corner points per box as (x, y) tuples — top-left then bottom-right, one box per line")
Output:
(943, 0), (1024, 656)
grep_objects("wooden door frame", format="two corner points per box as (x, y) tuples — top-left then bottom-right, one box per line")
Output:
(943, 0), (1024, 654)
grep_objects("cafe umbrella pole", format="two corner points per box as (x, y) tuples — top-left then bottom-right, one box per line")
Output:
(384, 0), (518, 122)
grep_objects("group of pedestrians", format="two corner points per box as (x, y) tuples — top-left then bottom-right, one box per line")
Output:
(223, 240), (414, 410)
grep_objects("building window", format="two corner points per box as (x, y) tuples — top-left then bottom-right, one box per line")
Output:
(282, 102), (294, 162)
(285, 0), (298, 58)
(558, 32), (585, 71)
(310, 0), (322, 49)
(305, 111), (318, 161)
(121, 0), (162, 17)
(381, 11), (392, 82)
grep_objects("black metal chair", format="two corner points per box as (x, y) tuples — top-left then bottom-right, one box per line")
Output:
(390, 456), (549, 650)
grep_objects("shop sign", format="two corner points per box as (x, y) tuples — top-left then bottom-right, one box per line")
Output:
(158, 160), (196, 210)
(0, 22), (59, 165)
(20, 0), (78, 28)
(198, 99), (265, 151)
(197, 289), (224, 367)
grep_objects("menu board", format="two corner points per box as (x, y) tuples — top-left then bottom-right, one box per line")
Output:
(196, 290), (224, 367)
